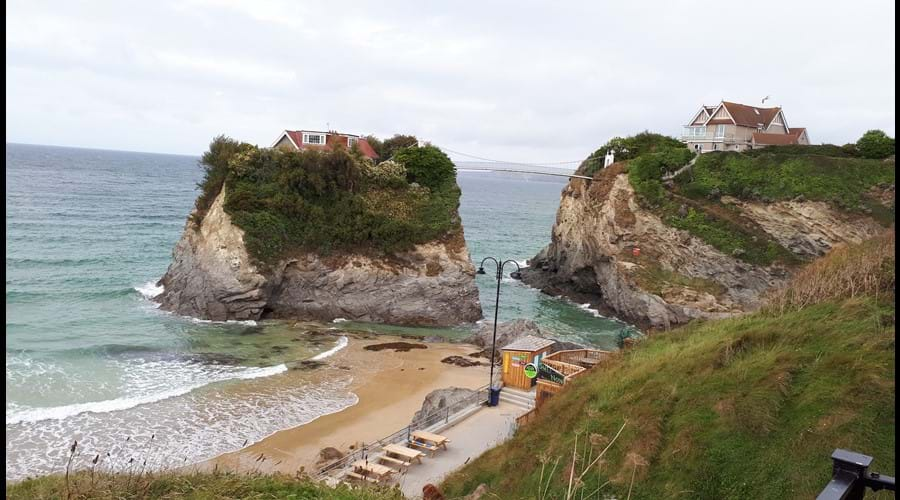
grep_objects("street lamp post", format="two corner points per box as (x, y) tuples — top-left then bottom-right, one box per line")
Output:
(476, 257), (523, 406)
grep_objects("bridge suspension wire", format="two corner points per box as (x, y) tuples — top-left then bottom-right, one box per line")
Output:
(433, 144), (603, 170)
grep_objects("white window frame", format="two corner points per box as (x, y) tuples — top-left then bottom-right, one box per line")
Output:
(302, 132), (327, 145)
(348, 136), (358, 147)
(714, 125), (726, 138)
(684, 126), (706, 137)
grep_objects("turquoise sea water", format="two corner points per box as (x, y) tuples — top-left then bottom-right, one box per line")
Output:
(5, 143), (626, 480)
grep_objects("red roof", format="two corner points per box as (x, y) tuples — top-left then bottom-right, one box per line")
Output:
(356, 138), (378, 159)
(278, 130), (379, 160)
(720, 102), (782, 128)
(752, 126), (807, 145)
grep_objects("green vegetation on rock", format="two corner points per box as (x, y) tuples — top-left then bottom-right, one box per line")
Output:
(578, 132), (686, 177)
(441, 234), (895, 500)
(193, 136), (462, 264)
(591, 132), (895, 266)
(678, 151), (896, 213)
(855, 129), (896, 159)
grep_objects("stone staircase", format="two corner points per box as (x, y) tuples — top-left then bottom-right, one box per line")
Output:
(499, 386), (536, 410)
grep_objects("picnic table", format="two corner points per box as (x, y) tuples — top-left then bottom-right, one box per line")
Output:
(384, 443), (425, 464)
(409, 430), (450, 456)
(351, 459), (394, 482)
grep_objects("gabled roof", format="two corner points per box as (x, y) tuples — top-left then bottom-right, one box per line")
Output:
(501, 335), (556, 352)
(718, 101), (782, 128)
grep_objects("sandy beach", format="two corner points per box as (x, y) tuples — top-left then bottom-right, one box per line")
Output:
(201, 334), (490, 475)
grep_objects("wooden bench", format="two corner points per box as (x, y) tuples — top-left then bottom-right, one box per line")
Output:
(345, 471), (380, 483)
(378, 455), (411, 470)
(408, 439), (440, 456)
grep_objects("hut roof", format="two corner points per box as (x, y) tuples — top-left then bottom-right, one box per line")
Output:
(501, 335), (556, 352)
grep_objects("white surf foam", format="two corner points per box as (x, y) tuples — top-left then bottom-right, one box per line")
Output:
(189, 317), (258, 326)
(311, 336), (348, 361)
(134, 280), (164, 299)
(6, 364), (287, 425)
(332, 317), (349, 323)
(578, 303), (604, 318)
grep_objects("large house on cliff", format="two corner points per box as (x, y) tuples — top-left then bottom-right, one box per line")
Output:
(682, 101), (810, 153)
(271, 130), (379, 160)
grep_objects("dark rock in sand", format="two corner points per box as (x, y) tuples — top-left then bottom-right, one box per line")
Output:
(441, 356), (484, 367)
(364, 342), (427, 352)
(291, 360), (326, 370)
(318, 447), (344, 462)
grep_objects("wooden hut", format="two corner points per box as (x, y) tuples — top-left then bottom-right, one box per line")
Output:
(500, 336), (556, 390)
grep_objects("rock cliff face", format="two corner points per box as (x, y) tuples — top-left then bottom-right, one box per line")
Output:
(156, 190), (482, 326)
(522, 164), (887, 330)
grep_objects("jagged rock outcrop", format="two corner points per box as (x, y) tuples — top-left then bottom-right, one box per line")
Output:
(465, 319), (544, 349)
(156, 190), (482, 326)
(465, 319), (583, 356)
(411, 387), (477, 427)
(521, 164), (888, 330)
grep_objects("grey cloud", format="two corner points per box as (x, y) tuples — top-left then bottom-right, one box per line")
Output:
(6, 0), (895, 160)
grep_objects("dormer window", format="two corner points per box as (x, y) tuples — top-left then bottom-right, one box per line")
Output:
(348, 137), (358, 147)
(302, 132), (326, 145)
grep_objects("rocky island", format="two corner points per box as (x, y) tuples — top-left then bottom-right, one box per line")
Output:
(156, 136), (482, 326)
(522, 134), (894, 329)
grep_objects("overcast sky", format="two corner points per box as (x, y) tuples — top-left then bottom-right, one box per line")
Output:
(6, 0), (896, 164)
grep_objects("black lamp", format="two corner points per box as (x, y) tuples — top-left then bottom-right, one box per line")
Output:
(476, 257), (523, 406)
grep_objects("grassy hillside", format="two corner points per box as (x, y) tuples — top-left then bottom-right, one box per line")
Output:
(193, 136), (462, 264)
(7, 471), (403, 500)
(441, 233), (895, 500)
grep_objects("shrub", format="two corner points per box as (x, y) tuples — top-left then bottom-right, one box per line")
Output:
(856, 129), (896, 159)
(364, 159), (407, 188)
(743, 144), (858, 158)
(193, 135), (253, 225)
(380, 134), (419, 160)
(579, 132), (687, 177)
(393, 145), (457, 191)
(627, 147), (693, 206)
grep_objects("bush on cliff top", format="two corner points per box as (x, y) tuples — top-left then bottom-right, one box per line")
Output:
(194, 136), (461, 264)
(441, 236), (895, 499)
(677, 152), (895, 214)
(855, 129), (896, 159)
(578, 132), (686, 177)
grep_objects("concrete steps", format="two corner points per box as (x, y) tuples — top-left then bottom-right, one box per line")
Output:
(499, 387), (536, 410)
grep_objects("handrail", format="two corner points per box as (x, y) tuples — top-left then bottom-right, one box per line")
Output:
(817, 449), (895, 499)
(314, 384), (491, 480)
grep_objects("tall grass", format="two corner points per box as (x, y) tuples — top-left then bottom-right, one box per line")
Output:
(7, 436), (404, 499)
(767, 230), (895, 313)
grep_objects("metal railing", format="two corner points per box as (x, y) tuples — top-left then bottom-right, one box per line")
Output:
(817, 449), (895, 499)
(314, 384), (491, 480)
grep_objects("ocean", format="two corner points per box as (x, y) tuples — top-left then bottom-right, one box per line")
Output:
(5, 143), (627, 480)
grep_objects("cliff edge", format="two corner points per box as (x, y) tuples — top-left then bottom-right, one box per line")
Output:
(522, 138), (894, 330)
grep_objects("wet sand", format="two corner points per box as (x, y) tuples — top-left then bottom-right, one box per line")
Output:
(201, 334), (489, 475)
